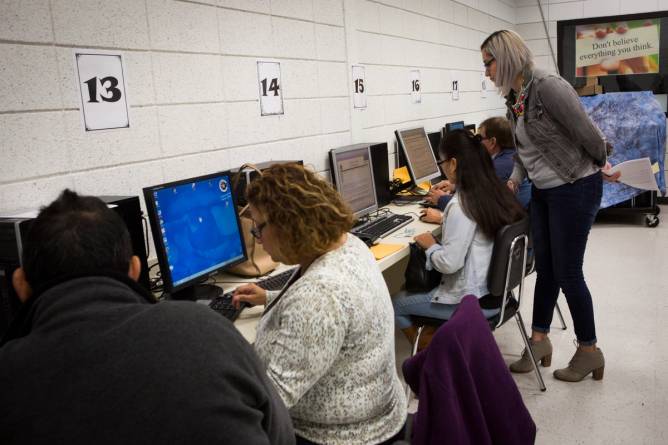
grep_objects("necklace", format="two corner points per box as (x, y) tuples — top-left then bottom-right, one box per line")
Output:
(511, 77), (532, 117)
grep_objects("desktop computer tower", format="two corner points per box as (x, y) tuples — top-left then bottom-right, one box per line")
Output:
(226, 160), (303, 207)
(0, 196), (150, 338)
(99, 196), (150, 292)
(369, 142), (393, 207)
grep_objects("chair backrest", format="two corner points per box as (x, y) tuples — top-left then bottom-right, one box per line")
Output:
(487, 217), (530, 298)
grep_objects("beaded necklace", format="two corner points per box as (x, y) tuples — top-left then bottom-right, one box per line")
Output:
(511, 77), (533, 118)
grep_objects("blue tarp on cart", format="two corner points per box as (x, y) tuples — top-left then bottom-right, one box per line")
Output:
(580, 91), (666, 209)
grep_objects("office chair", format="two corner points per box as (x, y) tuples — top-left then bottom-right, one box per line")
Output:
(409, 217), (547, 391)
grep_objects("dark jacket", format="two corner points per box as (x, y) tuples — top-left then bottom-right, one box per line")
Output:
(0, 275), (294, 445)
(506, 68), (607, 183)
(402, 295), (536, 445)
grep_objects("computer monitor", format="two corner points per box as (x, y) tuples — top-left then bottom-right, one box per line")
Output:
(444, 120), (465, 135)
(427, 131), (442, 160)
(143, 172), (247, 300)
(328, 144), (378, 219)
(395, 127), (442, 186)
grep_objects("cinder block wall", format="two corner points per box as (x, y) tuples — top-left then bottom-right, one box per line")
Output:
(0, 0), (514, 215)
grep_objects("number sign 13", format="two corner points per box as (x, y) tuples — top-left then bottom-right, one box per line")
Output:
(257, 61), (284, 116)
(74, 50), (130, 131)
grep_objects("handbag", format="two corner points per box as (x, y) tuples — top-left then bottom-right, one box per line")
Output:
(226, 164), (279, 277)
(404, 242), (441, 293)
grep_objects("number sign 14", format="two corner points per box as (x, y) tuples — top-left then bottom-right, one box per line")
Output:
(257, 61), (284, 116)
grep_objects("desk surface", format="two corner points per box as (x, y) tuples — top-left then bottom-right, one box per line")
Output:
(216, 202), (440, 342)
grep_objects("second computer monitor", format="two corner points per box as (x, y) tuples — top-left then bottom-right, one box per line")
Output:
(143, 172), (247, 300)
(329, 144), (378, 218)
(395, 127), (442, 185)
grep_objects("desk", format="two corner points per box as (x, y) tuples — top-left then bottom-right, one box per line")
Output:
(218, 202), (441, 342)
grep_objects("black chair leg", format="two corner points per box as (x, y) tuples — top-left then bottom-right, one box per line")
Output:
(515, 312), (547, 392)
(555, 302), (567, 330)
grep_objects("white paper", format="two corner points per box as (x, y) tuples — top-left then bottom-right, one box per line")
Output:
(604, 157), (659, 191)
(410, 69), (421, 104)
(74, 50), (130, 131)
(352, 65), (367, 109)
(257, 61), (284, 116)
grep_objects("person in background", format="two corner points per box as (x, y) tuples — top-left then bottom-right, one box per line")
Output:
(0, 190), (294, 445)
(481, 29), (616, 382)
(232, 164), (407, 445)
(420, 116), (531, 226)
(394, 130), (526, 349)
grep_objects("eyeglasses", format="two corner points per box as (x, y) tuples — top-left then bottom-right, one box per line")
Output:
(483, 57), (495, 69)
(250, 221), (267, 239)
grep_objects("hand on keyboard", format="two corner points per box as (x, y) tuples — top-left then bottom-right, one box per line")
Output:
(232, 283), (268, 308)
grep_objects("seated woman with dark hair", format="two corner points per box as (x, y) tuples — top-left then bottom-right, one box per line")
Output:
(394, 130), (526, 346)
(421, 117), (531, 224)
(232, 164), (406, 445)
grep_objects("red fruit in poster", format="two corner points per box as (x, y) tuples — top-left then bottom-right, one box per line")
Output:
(616, 23), (628, 34)
(595, 28), (607, 38)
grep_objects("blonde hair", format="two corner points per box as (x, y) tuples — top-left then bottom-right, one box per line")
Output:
(481, 30), (534, 96)
(245, 163), (354, 265)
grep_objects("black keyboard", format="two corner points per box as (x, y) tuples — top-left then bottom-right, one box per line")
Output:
(208, 268), (297, 321)
(352, 213), (413, 240)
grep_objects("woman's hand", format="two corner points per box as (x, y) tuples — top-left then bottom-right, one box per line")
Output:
(506, 179), (518, 194)
(419, 208), (443, 224)
(414, 232), (437, 249)
(601, 161), (621, 182)
(232, 283), (268, 308)
(431, 180), (454, 193)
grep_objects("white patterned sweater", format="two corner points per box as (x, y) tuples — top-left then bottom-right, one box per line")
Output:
(254, 235), (407, 445)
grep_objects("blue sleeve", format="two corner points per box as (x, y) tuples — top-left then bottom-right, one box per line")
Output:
(437, 194), (452, 211)
(493, 149), (515, 182)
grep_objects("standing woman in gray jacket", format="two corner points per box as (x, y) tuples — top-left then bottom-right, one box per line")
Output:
(481, 30), (609, 382)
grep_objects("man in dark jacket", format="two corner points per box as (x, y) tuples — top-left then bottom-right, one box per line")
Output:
(0, 190), (294, 445)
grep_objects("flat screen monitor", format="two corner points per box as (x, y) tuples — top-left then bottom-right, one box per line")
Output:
(557, 11), (668, 94)
(329, 144), (378, 218)
(143, 172), (247, 300)
(395, 127), (442, 185)
(427, 131), (442, 159)
(444, 120), (465, 134)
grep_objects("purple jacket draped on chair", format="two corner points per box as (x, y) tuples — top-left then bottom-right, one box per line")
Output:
(402, 295), (536, 445)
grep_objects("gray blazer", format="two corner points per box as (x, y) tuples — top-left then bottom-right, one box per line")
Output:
(507, 68), (607, 184)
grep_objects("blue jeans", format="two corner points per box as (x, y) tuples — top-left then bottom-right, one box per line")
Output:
(530, 171), (602, 345)
(393, 290), (499, 329)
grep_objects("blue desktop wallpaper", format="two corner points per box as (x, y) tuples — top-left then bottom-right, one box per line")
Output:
(152, 175), (245, 287)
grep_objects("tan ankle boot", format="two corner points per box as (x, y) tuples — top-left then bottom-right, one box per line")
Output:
(554, 346), (604, 382)
(509, 337), (553, 373)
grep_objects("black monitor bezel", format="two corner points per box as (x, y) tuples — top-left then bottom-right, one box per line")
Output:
(395, 127), (442, 185)
(143, 171), (248, 294)
(329, 144), (379, 218)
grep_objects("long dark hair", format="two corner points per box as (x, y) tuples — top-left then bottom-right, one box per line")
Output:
(439, 130), (525, 238)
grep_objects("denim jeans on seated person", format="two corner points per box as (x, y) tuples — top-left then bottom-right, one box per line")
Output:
(393, 290), (500, 329)
(530, 171), (602, 345)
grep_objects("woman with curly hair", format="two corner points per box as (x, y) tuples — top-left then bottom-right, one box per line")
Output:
(232, 163), (406, 445)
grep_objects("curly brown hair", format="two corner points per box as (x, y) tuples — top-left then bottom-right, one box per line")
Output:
(245, 163), (354, 264)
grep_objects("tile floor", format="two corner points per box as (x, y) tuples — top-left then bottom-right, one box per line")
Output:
(395, 206), (668, 444)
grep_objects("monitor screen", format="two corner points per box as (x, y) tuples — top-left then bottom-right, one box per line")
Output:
(329, 145), (378, 218)
(444, 121), (465, 133)
(557, 11), (668, 94)
(395, 127), (441, 185)
(143, 172), (247, 295)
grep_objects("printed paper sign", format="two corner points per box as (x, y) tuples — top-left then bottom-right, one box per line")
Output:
(410, 70), (421, 104)
(257, 61), (284, 116)
(575, 19), (660, 77)
(352, 65), (366, 109)
(74, 50), (130, 131)
(451, 71), (460, 101)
